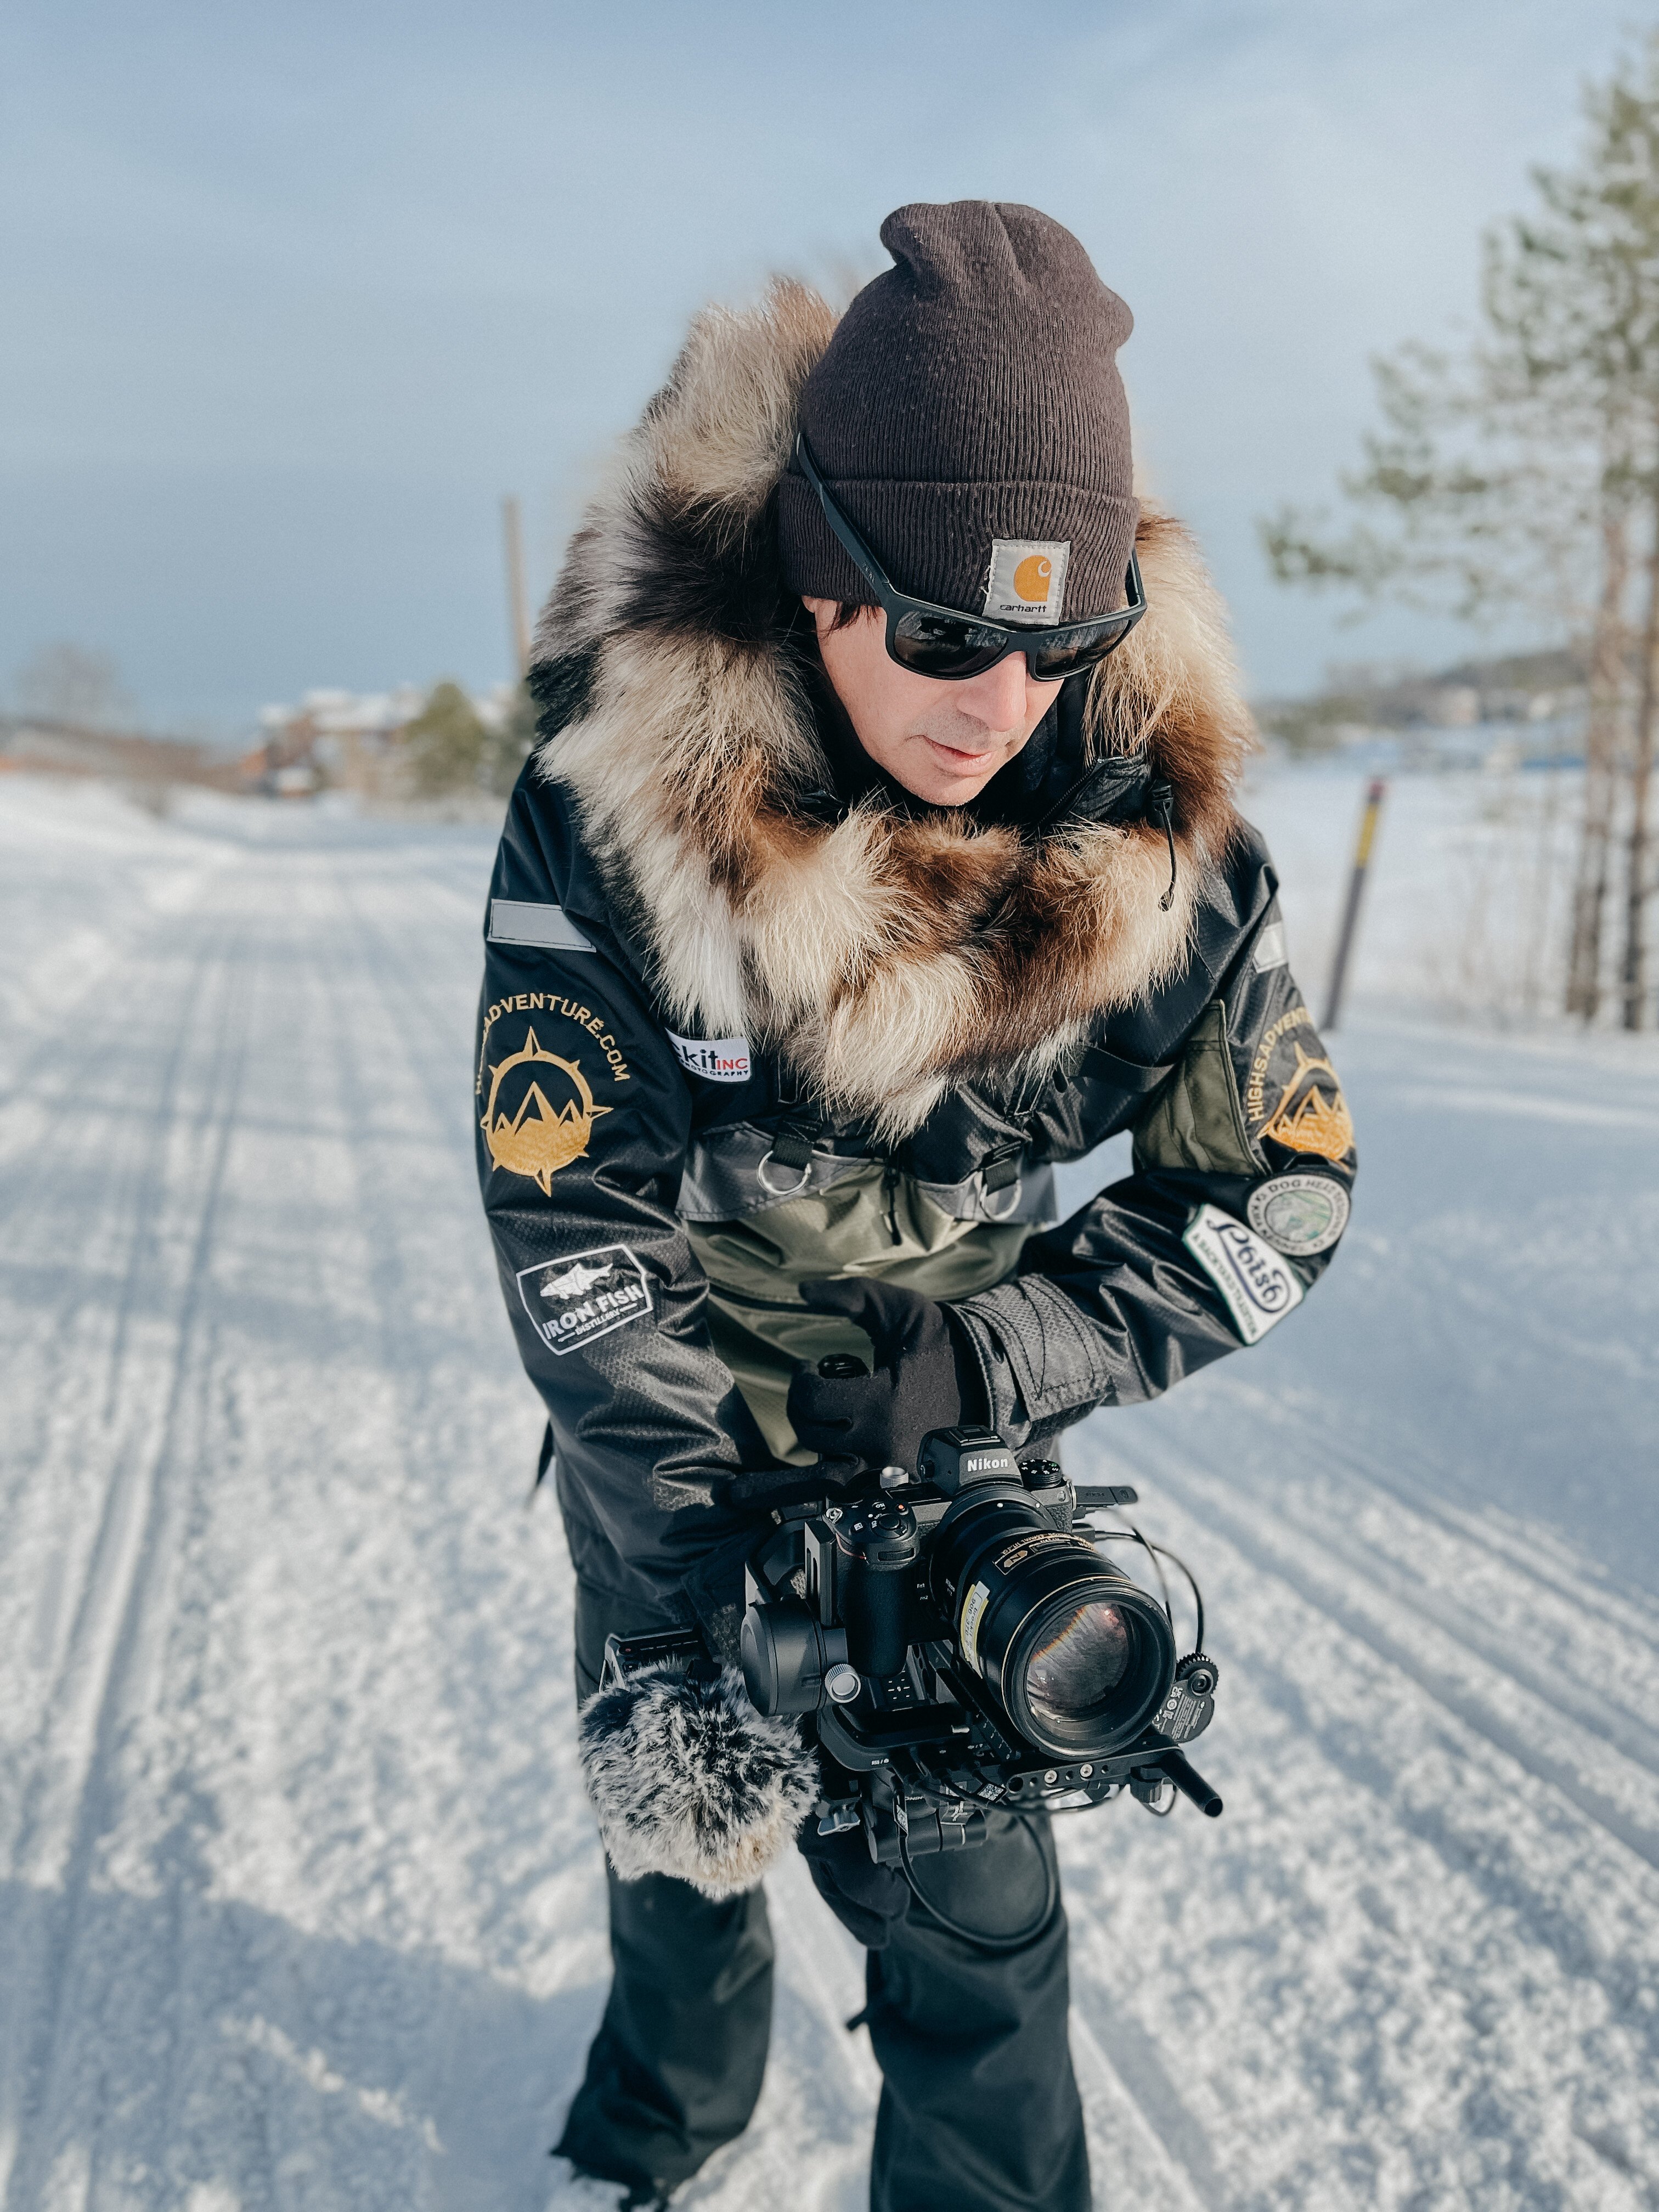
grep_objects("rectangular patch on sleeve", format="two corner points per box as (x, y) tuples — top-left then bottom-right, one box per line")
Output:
(489, 899), (594, 952)
(516, 1245), (652, 1356)
(667, 1031), (753, 1084)
(1252, 919), (1288, 972)
(1182, 1204), (1304, 1345)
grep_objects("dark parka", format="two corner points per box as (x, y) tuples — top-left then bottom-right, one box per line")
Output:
(475, 281), (1356, 1656)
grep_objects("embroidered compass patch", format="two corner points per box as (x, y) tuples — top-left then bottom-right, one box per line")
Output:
(1243, 1005), (1355, 1163)
(516, 1244), (652, 1356)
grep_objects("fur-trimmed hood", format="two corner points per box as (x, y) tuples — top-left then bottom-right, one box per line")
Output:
(529, 280), (1255, 1139)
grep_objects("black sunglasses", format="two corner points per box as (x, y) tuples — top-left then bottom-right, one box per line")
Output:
(795, 434), (1146, 682)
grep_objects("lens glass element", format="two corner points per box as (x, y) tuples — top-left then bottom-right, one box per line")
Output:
(1024, 1600), (1132, 1734)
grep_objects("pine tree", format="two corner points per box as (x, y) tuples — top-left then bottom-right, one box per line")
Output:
(403, 680), (486, 797)
(1574, 49), (1659, 1029)
(1262, 33), (1659, 1027)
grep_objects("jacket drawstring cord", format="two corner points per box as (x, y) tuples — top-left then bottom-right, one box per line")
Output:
(880, 1153), (903, 1246)
(1146, 776), (1178, 911)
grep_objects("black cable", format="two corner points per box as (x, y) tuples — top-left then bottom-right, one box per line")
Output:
(1102, 1514), (1173, 1626)
(1085, 1526), (1205, 1655)
(898, 1820), (1059, 1953)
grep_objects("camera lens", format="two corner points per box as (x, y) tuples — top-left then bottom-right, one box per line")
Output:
(934, 1499), (1174, 1758)
(1000, 1574), (1167, 1757)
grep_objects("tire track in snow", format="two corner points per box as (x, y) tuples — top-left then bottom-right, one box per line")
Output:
(0, 913), (253, 2212)
(1116, 1432), (1659, 1870)
(1068, 2008), (1215, 2211)
(95, 926), (233, 1425)
(1058, 1418), (1659, 2207)
(3, 921), (243, 1884)
(1224, 1381), (1659, 1716)
(0, 919), (225, 1725)
(5, 797), (1654, 2210)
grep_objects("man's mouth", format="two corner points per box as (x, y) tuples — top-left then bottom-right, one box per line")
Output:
(922, 735), (999, 771)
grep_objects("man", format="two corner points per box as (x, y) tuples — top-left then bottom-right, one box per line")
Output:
(476, 201), (1356, 2211)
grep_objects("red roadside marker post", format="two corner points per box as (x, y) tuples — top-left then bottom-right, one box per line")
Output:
(1322, 777), (1388, 1032)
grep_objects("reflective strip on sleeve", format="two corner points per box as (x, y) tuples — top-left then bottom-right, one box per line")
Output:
(1252, 920), (1288, 973)
(489, 899), (595, 951)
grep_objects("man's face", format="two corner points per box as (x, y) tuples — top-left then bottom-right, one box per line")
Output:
(803, 598), (1061, 807)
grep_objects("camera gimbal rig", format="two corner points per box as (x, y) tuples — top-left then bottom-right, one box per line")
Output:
(603, 1425), (1222, 1873)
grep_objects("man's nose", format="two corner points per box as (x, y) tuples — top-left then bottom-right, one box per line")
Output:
(956, 650), (1035, 731)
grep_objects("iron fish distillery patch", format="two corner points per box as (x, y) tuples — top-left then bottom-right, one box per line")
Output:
(516, 1244), (652, 1356)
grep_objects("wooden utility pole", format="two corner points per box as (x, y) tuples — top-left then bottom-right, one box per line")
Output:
(502, 495), (531, 680)
(1322, 778), (1387, 1031)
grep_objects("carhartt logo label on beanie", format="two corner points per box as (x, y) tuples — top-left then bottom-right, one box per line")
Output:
(984, 539), (1070, 624)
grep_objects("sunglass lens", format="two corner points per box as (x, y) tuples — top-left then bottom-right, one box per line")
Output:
(890, 611), (1010, 678)
(1026, 614), (1135, 681)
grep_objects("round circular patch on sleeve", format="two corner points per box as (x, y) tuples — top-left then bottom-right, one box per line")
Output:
(1246, 1173), (1351, 1256)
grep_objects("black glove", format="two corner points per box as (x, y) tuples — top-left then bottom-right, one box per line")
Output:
(785, 1278), (985, 1474)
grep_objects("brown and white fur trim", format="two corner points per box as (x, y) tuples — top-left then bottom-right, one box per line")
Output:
(532, 280), (1255, 1140)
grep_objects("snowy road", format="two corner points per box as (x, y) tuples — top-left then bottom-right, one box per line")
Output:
(1, 777), (1656, 2211)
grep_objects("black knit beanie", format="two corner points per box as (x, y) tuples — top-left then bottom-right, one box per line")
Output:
(777, 201), (1138, 624)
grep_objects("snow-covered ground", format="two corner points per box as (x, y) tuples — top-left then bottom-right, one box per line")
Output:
(1, 767), (1655, 2211)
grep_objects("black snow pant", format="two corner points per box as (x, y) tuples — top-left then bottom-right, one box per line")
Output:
(556, 1584), (1091, 2210)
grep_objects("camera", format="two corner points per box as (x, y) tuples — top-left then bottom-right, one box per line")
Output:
(601, 1421), (1222, 1875)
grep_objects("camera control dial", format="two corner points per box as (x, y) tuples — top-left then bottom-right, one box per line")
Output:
(830, 1496), (919, 1564)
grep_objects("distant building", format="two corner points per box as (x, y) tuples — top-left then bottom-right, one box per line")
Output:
(247, 682), (514, 800)
(246, 685), (426, 799)
(1256, 645), (1590, 768)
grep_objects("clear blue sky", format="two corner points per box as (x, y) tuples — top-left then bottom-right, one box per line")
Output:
(0, 0), (1642, 733)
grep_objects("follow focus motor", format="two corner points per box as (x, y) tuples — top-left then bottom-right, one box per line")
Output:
(603, 1423), (1222, 1871)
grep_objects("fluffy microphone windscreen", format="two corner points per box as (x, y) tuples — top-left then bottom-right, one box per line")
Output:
(578, 1662), (819, 1899)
